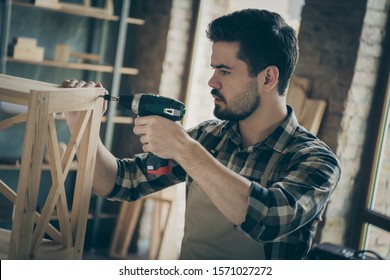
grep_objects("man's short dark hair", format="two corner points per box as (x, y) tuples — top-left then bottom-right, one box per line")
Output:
(206, 9), (299, 95)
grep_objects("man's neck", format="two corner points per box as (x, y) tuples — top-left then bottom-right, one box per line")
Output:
(239, 102), (287, 148)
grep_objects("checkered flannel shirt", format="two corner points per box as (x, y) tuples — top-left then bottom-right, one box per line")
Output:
(106, 106), (341, 259)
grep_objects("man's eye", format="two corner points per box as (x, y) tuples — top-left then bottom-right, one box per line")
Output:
(221, 70), (230, 75)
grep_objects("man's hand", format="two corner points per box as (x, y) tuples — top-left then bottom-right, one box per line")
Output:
(133, 115), (193, 161)
(61, 79), (117, 196)
(61, 79), (107, 132)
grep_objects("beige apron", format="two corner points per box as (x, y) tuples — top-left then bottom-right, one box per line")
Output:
(180, 180), (266, 259)
(179, 132), (282, 260)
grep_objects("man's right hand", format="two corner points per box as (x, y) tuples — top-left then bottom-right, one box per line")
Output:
(61, 79), (107, 132)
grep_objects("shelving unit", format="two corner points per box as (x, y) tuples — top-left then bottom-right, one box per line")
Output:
(0, 0), (143, 255)
(0, 0), (142, 145)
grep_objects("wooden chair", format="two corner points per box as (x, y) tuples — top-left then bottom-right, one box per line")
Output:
(287, 76), (327, 136)
(0, 74), (104, 259)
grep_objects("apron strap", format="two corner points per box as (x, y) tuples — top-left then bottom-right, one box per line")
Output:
(261, 150), (282, 187)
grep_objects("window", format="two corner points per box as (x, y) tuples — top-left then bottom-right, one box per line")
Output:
(356, 34), (390, 259)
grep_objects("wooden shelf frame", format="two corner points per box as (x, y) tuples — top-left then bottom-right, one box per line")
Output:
(0, 74), (104, 259)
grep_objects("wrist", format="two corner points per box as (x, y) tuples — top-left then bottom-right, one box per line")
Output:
(173, 136), (199, 165)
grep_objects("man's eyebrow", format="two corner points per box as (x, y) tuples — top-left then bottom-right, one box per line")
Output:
(211, 64), (233, 69)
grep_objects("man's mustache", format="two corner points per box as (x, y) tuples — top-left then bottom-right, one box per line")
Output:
(211, 89), (225, 102)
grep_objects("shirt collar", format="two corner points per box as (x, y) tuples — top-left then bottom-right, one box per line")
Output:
(218, 105), (299, 152)
(263, 105), (299, 152)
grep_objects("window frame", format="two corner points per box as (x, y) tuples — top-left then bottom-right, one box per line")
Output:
(354, 16), (390, 252)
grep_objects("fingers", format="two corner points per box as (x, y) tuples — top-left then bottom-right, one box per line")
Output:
(62, 79), (84, 88)
(61, 79), (102, 89)
(85, 80), (96, 88)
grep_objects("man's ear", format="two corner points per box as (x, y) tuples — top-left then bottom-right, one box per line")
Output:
(258, 66), (279, 91)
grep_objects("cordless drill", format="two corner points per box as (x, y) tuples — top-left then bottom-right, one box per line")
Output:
(102, 93), (186, 175)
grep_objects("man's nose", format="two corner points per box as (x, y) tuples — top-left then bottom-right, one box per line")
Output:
(208, 72), (221, 89)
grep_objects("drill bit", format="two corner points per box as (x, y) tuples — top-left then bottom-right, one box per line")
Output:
(99, 94), (119, 102)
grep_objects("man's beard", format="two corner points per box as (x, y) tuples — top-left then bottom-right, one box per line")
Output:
(212, 79), (260, 121)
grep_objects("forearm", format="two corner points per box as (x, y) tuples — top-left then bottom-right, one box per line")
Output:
(175, 139), (251, 225)
(92, 139), (118, 197)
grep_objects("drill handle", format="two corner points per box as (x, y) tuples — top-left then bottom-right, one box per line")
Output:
(145, 153), (172, 175)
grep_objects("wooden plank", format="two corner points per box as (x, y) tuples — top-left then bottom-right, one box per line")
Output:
(105, 0), (113, 14)
(31, 115), (72, 256)
(34, 0), (60, 8)
(54, 44), (70, 62)
(0, 74), (57, 105)
(70, 98), (103, 259)
(111, 201), (144, 257)
(7, 57), (140, 75)
(148, 195), (173, 260)
(62, 111), (92, 177)
(16, 37), (38, 47)
(15, 1), (145, 24)
(0, 180), (17, 202)
(0, 180), (62, 243)
(287, 76), (312, 120)
(8, 91), (50, 259)
(300, 99), (327, 135)
(0, 113), (27, 130)
(13, 45), (44, 62)
(70, 52), (101, 62)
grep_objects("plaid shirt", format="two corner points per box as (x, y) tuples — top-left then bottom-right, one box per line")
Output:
(106, 106), (341, 259)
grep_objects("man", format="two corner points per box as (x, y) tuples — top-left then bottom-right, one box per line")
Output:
(63, 9), (341, 259)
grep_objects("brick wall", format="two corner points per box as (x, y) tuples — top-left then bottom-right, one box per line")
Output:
(296, 0), (390, 246)
(156, 0), (199, 259)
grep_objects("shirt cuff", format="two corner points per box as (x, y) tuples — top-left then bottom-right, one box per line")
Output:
(236, 181), (269, 240)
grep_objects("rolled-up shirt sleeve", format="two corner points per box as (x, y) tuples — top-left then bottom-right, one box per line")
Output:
(237, 144), (341, 242)
(104, 153), (186, 202)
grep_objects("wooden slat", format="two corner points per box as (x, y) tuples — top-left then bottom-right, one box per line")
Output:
(109, 200), (144, 257)
(0, 74), (105, 110)
(14, 1), (145, 24)
(0, 73), (58, 95)
(287, 76), (327, 136)
(287, 76), (312, 120)
(148, 195), (172, 260)
(7, 57), (139, 75)
(0, 113), (28, 130)
(300, 99), (327, 135)
(0, 180), (62, 243)
(8, 91), (50, 259)
(31, 115), (72, 256)
(70, 97), (103, 259)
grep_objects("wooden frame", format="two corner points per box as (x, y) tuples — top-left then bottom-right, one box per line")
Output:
(0, 74), (104, 259)
(109, 194), (172, 260)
